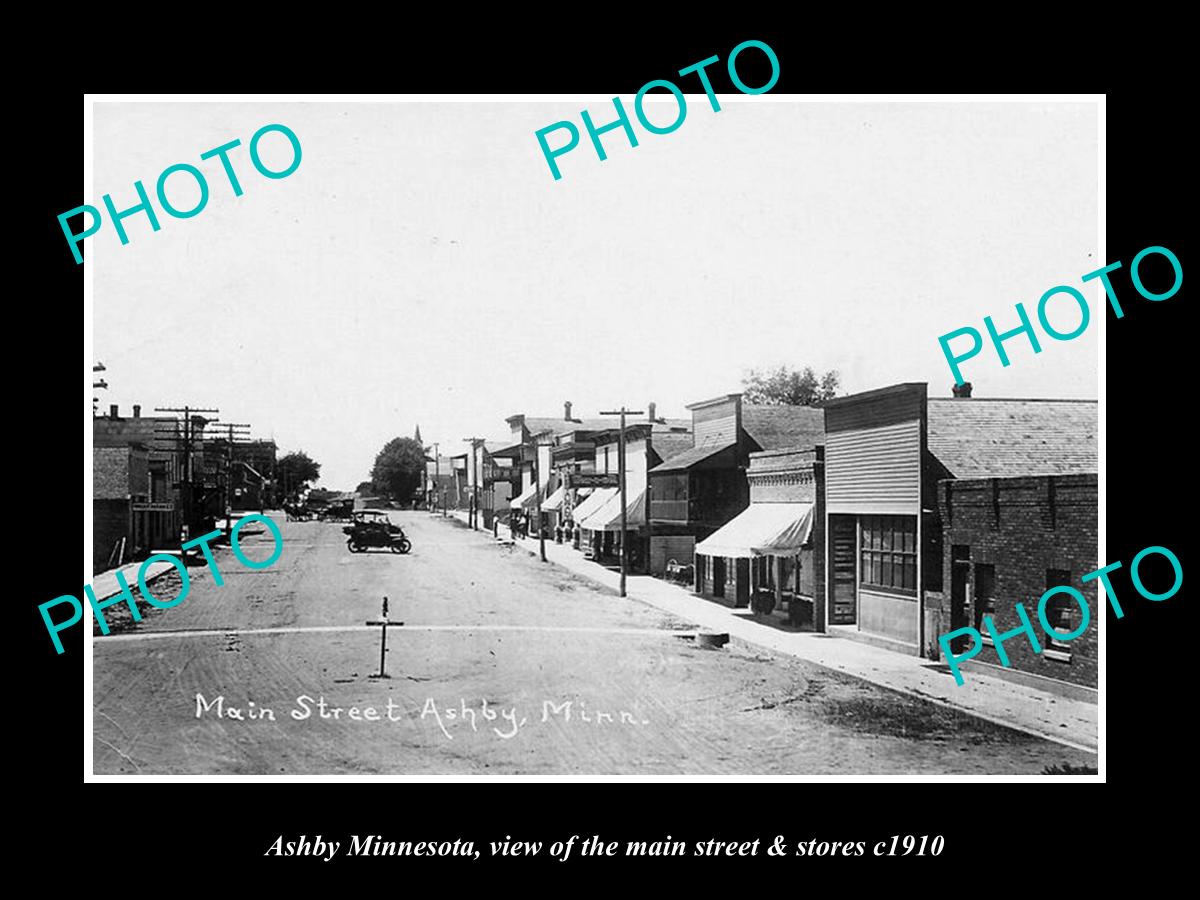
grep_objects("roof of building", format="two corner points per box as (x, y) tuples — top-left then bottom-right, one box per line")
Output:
(650, 422), (695, 464)
(650, 439), (738, 473)
(94, 416), (195, 452)
(521, 416), (619, 437)
(742, 405), (826, 451)
(927, 398), (1097, 478)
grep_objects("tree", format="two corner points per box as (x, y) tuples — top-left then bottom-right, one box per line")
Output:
(370, 437), (427, 501)
(742, 365), (841, 406)
(277, 451), (321, 500)
(355, 480), (376, 495)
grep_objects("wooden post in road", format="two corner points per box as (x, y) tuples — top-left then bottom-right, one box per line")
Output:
(599, 406), (643, 597)
(366, 596), (404, 679)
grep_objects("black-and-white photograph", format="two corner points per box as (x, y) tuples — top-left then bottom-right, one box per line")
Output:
(86, 97), (1100, 776)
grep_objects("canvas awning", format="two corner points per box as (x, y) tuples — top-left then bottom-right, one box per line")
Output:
(540, 485), (566, 512)
(694, 502), (814, 559)
(510, 482), (545, 509)
(570, 487), (616, 523)
(578, 487), (646, 532)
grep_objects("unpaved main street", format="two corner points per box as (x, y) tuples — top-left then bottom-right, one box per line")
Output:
(92, 512), (1096, 774)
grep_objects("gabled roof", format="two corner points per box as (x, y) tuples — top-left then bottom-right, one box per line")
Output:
(741, 405), (825, 451)
(927, 398), (1097, 478)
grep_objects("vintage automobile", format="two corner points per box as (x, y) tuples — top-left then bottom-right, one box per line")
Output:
(343, 509), (412, 554)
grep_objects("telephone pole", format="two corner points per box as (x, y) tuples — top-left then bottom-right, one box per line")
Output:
(92, 361), (107, 417)
(530, 435), (553, 562)
(599, 407), (643, 597)
(219, 422), (252, 538)
(462, 437), (487, 529)
(155, 406), (220, 535)
(429, 441), (440, 515)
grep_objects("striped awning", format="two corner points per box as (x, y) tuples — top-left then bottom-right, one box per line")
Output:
(578, 487), (646, 532)
(570, 487), (616, 523)
(510, 482), (537, 509)
(694, 502), (814, 559)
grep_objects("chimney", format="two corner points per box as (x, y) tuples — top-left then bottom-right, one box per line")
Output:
(133, 404), (141, 418)
(647, 401), (657, 422)
(109, 403), (119, 418)
(564, 400), (573, 421)
(952, 382), (973, 398)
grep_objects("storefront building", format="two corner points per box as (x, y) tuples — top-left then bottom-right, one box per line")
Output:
(936, 472), (1098, 690)
(575, 412), (691, 571)
(821, 382), (1097, 658)
(693, 446), (824, 624)
(648, 393), (824, 582)
(504, 404), (615, 537)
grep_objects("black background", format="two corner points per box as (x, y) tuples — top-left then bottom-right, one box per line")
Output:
(19, 22), (1188, 884)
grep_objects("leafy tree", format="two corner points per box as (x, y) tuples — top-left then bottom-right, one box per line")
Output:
(355, 480), (376, 495)
(276, 451), (321, 499)
(370, 437), (427, 501)
(742, 365), (841, 406)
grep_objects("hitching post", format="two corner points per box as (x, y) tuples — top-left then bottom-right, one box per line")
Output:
(365, 596), (404, 679)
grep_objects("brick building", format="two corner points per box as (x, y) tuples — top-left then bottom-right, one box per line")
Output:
(93, 444), (151, 572)
(936, 473), (1098, 689)
(94, 403), (215, 563)
(821, 382), (1097, 663)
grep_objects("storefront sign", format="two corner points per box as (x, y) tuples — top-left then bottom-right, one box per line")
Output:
(484, 465), (520, 483)
(568, 473), (620, 488)
(131, 501), (175, 512)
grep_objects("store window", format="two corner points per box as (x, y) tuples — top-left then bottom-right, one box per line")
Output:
(860, 515), (917, 595)
(974, 563), (996, 643)
(1043, 568), (1075, 660)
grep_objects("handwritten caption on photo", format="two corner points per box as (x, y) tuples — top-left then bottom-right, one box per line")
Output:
(41, 514), (283, 654)
(264, 833), (945, 861)
(937, 244), (1182, 385)
(534, 39), (780, 181)
(58, 123), (302, 264)
(938, 543), (1183, 685)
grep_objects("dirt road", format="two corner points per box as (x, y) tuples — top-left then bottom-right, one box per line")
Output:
(92, 512), (1097, 774)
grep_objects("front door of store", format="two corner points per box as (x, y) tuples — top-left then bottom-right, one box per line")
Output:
(950, 545), (971, 652)
(830, 515), (857, 624)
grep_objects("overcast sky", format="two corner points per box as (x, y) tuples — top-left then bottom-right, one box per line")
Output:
(93, 100), (1098, 490)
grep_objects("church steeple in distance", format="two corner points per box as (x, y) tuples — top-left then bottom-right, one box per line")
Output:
(414, 423), (423, 446)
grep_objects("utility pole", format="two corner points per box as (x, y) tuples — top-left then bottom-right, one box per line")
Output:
(92, 362), (107, 417)
(531, 436), (550, 562)
(462, 437), (486, 530)
(156, 406), (219, 537)
(599, 407), (643, 598)
(430, 441), (440, 515)
(220, 422), (251, 539)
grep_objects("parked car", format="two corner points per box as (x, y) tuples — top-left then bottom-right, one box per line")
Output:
(343, 509), (411, 554)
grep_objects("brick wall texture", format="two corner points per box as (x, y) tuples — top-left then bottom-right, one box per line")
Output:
(935, 473), (1097, 688)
